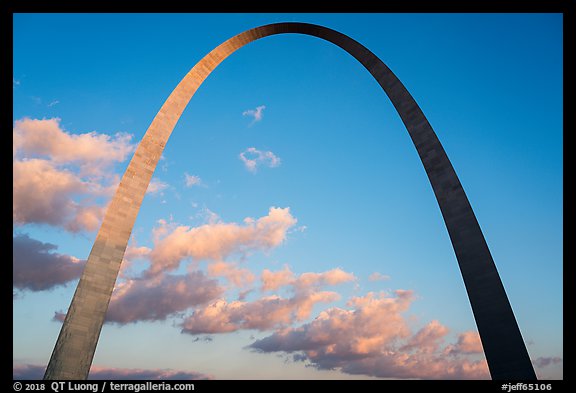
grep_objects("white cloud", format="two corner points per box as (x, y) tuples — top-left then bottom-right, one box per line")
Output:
(242, 105), (266, 125)
(239, 147), (281, 173)
(147, 178), (169, 194)
(184, 173), (202, 187)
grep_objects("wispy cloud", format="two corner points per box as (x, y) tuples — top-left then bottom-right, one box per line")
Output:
(146, 178), (169, 195)
(47, 100), (60, 107)
(368, 272), (391, 282)
(88, 366), (213, 380)
(13, 77), (20, 88)
(242, 105), (266, 125)
(261, 266), (356, 292)
(239, 147), (281, 173)
(13, 364), (212, 380)
(533, 356), (562, 369)
(184, 173), (202, 187)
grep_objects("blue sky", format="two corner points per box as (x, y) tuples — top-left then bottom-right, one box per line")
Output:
(13, 13), (562, 380)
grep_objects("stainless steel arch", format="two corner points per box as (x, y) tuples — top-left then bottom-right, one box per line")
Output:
(44, 22), (536, 380)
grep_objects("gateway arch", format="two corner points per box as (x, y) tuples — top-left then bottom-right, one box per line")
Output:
(43, 22), (536, 380)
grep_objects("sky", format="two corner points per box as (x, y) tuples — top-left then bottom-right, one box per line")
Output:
(12, 13), (563, 380)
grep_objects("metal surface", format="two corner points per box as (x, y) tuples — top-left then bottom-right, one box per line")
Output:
(44, 22), (536, 380)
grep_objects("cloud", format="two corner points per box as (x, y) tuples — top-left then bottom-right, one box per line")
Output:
(444, 331), (484, 355)
(13, 364), (45, 379)
(184, 173), (202, 187)
(533, 356), (562, 369)
(239, 147), (281, 173)
(261, 266), (356, 292)
(242, 105), (266, 125)
(13, 158), (105, 232)
(119, 243), (152, 278)
(13, 364), (212, 380)
(53, 311), (66, 322)
(105, 271), (224, 324)
(181, 292), (340, 335)
(402, 320), (450, 354)
(13, 233), (85, 291)
(147, 207), (297, 276)
(124, 244), (152, 261)
(181, 267), (355, 335)
(368, 272), (391, 281)
(249, 291), (490, 380)
(13, 117), (133, 167)
(207, 261), (256, 288)
(13, 117), (135, 232)
(147, 178), (169, 194)
(88, 366), (213, 380)
(261, 265), (295, 291)
(47, 100), (60, 107)
(295, 269), (356, 290)
(13, 77), (20, 88)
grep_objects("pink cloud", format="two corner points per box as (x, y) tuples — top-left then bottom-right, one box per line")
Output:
(181, 291), (340, 335)
(261, 266), (356, 292)
(295, 268), (356, 289)
(181, 267), (356, 335)
(147, 207), (297, 276)
(13, 117), (134, 232)
(88, 366), (212, 380)
(13, 117), (133, 168)
(261, 265), (295, 291)
(402, 320), (450, 354)
(13, 159), (105, 232)
(13, 364), (211, 380)
(52, 311), (66, 322)
(207, 261), (255, 288)
(105, 271), (224, 323)
(444, 331), (484, 355)
(13, 234), (85, 291)
(66, 205), (106, 233)
(249, 291), (490, 380)
(119, 244), (152, 278)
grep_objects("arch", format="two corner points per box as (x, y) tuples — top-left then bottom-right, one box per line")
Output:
(44, 22), (536, 380)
